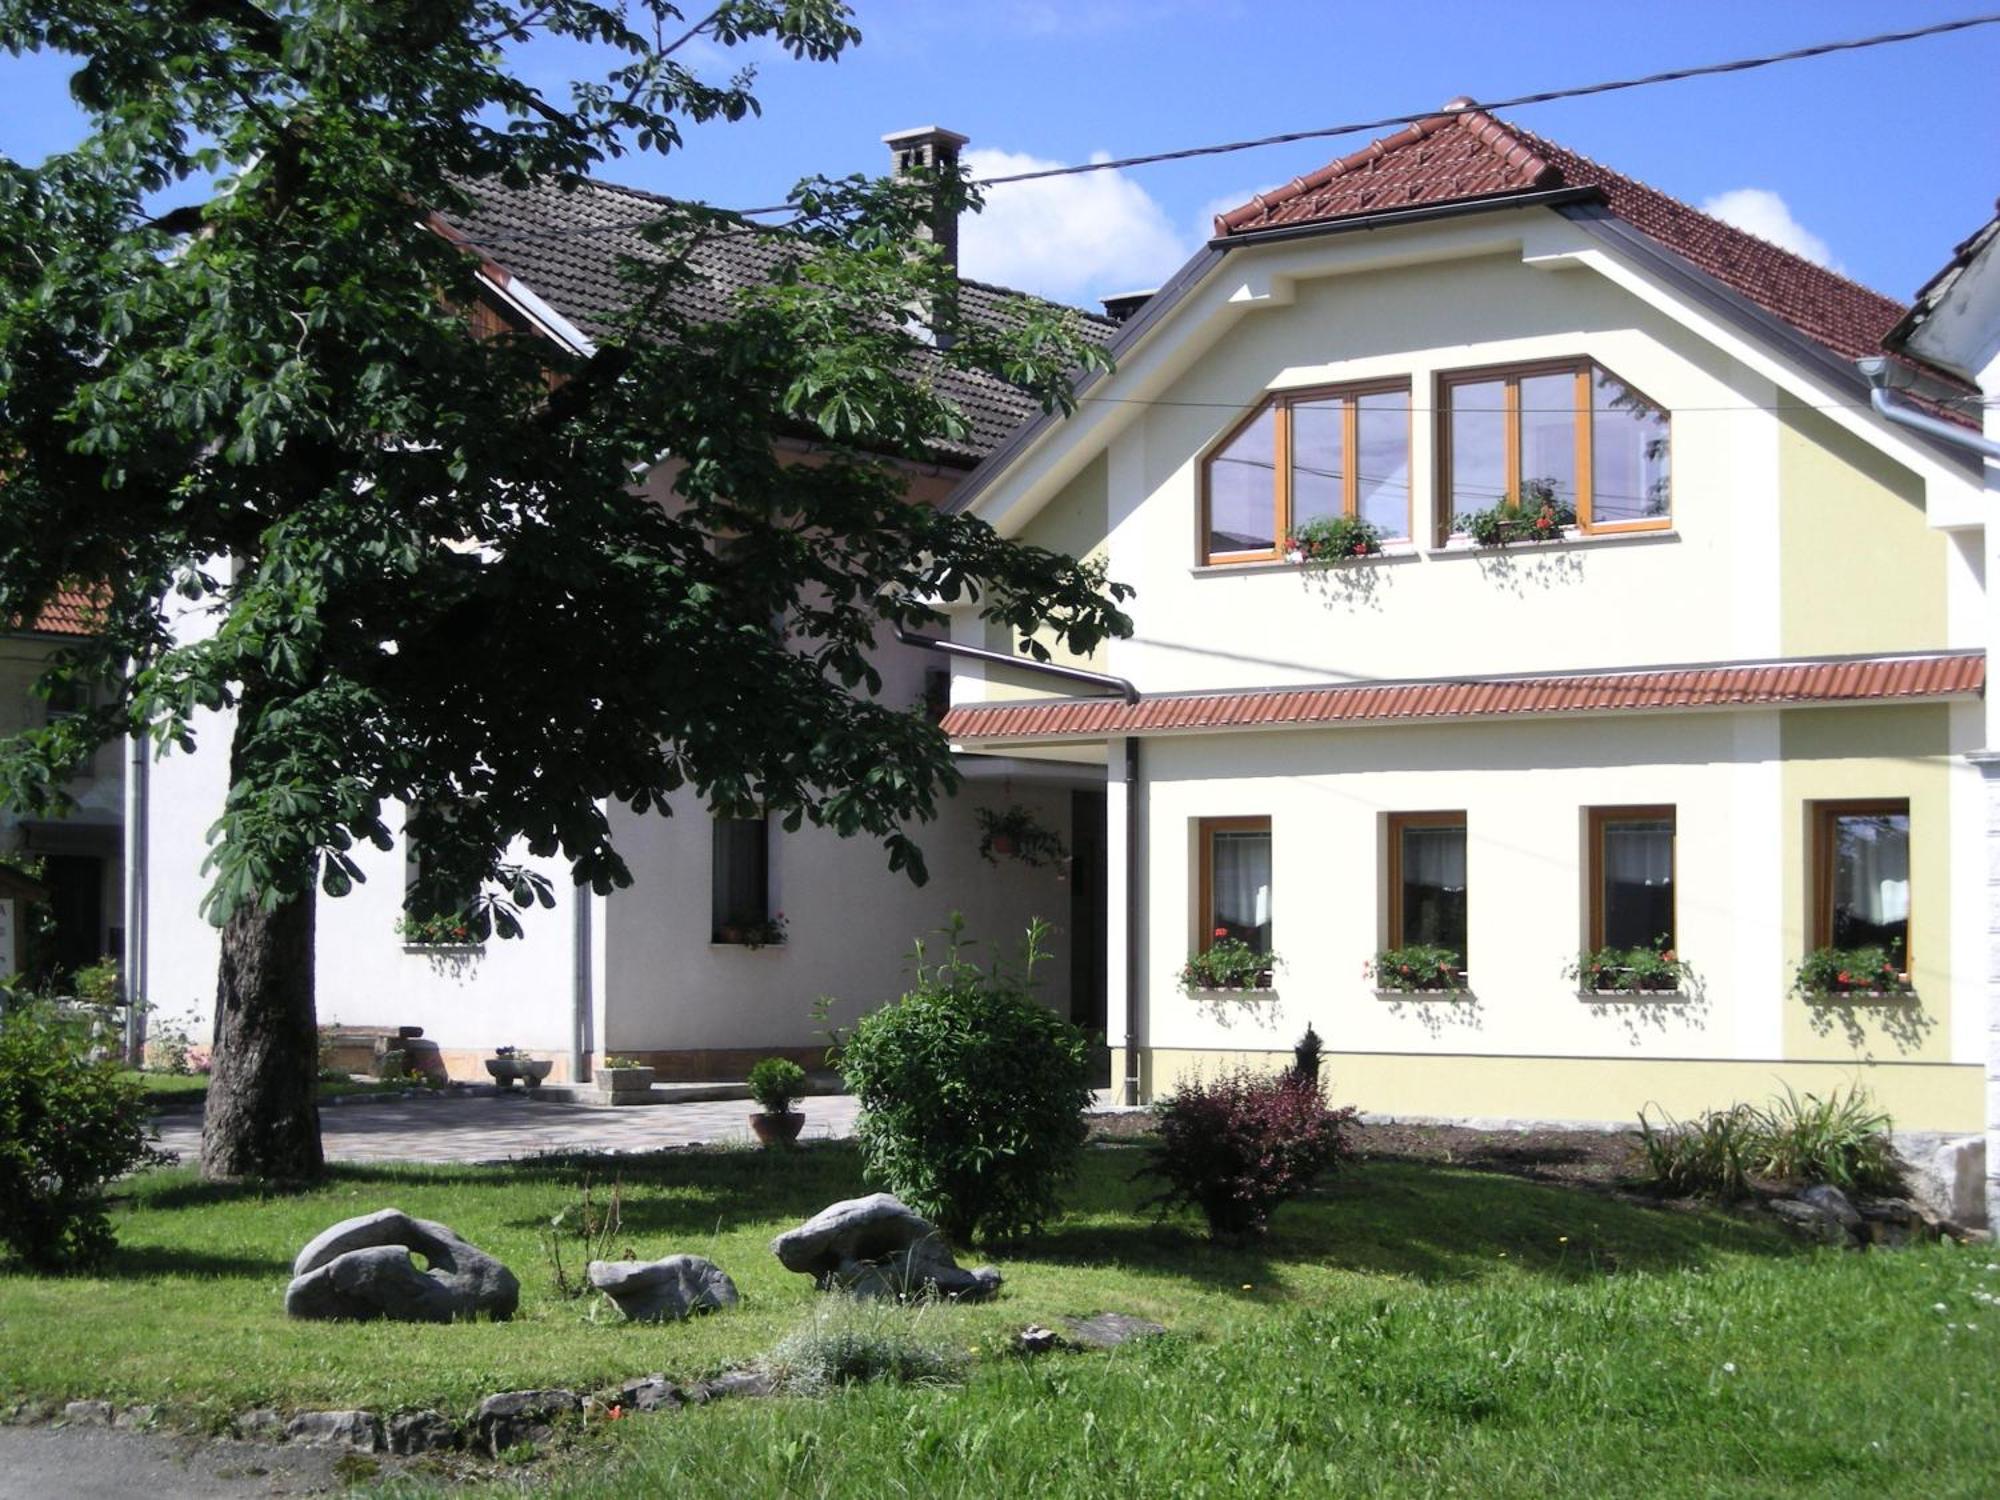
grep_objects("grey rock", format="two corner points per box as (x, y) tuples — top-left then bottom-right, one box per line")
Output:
(587, 1254), (739, 1323)
(615, 1375), (681, 1414)
(1799, 1184), (1862, 1229)
(1768, 1198), (1855, 1247)
(1060, 1313), (1167, 1350)
(7, 1399), (58, 1427)
(285, 1409), (383, 1452)
(388, 1410), (459, 1455)
(1017, 1325), (1060, 1354)
(771, 1193), (1004, 1303)
(686, 1369), (775, 1404)
(111, 1404), (157, 1431)
(61, 1402), (113, 1428)
(1895, 1133), (1986, 1228)
(285, 1207), (518, 1322)
(474, 1389), (579, 1457)
(232, 1409), (285, 1441)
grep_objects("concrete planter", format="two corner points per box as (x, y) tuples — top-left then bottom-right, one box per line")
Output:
(485, 1056), (553, 1089)
(595, 1065), (656, 1105)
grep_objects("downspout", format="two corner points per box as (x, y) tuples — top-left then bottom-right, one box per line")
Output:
(1856, 357), (2000, 461)
(891, 625), (1144, 1102)
(570, 878), (592, 1084)
(121, 727), (147, 1066)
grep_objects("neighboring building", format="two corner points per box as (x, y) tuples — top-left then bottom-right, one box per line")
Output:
(937, 106), (1993, 1138)
(136, 129), (1116, 1081)
(0, 588), (124, 985)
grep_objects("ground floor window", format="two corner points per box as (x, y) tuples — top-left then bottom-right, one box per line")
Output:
(1813, 800), (1910, 959)
(712, 815), (772, 943)
(1387, 813), (1467, 965)
(1199, 817), (1271, 955)
(1589, 806), (1676, 951)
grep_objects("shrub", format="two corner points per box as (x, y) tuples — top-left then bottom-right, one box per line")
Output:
(837, 917), (1093, 1243)
(748, 1056), (807, 1114)
(1140, 1070), (1358, 1240)
(1288, 1024), (1324, 1088)
(1178, 934), (1275, 993)
(1754, 1084), (1899, 1194)
(765, 1295), (967, 1396)
(1635, 1103), (1760, 1199)
(1365, 945), (1464, 993)
(0, 1002), (169, 1269)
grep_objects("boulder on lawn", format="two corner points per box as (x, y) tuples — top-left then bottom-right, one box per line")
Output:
(285, 1207), (519, 1322)
(770, 1192), (1002, 1303)
(587, 1254), (739, 1322)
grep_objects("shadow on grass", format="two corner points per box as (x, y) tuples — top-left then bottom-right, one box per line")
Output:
(108, 1244), (292, 1278)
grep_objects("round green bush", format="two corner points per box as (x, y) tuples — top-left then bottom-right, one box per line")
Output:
(0, 1001), (168, 1269)
(837, 918), (1093, 1244)
(748, 1056), (807, 1114)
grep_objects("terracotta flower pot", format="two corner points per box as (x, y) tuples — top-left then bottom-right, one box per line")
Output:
(750, 1110), (805, 1147)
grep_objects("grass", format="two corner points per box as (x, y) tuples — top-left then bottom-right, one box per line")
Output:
(121, 1072), (430, 1113)
(3, 1142), (1997, 1495)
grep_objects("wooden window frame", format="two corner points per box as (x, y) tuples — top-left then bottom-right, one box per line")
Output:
(1435, 358), (1672, 544)
(1586, 805), (1677, 952)
(1198, 380), (1413, 565)
(1810, 798), (1912, 964)
(1385, 811), (1467, 953)
(1197, 815), (1271, 952)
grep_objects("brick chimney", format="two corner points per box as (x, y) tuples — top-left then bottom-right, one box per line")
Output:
(883, 125), (969, 343)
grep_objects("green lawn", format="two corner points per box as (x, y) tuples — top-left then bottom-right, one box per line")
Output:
(122, 1072), (429, 1112)
(4, 1144), (1997, 1496)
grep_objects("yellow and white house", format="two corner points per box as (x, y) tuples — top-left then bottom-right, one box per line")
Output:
(937, 109), (1996, 1169)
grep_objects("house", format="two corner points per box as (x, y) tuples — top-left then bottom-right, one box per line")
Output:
(0, 587), (125, 987)
(935, 105), (1994, 1150)
(133, 128), (1118, 1082)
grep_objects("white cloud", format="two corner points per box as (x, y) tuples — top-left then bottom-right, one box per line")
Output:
(958, 147), (1192, 305)
(1698, 188), (1842, 271)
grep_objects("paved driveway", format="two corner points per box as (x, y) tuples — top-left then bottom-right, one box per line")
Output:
(153, 1092), (860, 1166)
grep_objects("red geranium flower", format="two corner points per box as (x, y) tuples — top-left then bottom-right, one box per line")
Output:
(1214, 926), (1228, 939)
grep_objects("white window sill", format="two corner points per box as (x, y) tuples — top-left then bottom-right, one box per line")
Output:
(1430, 527), (1678, 557)
(402, 943), (484, 955)
(1580, 988), (1690, 1002)
(1185, 986), (1277, 997)
(1801, 989), (1917, 1004)
(710, 941), (787, 951)
(1191, 544), (1420, 577)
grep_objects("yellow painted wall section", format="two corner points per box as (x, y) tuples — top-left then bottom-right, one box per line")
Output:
(1778, 706), (1955, 1064)
(1134, 1048), (1982, 1134)
(1777, 405), (1946, 656)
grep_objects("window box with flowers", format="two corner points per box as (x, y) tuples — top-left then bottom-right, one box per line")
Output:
(1284, 514), (1386, 566)
(1179, 932), (1277, 994)
(1566, 940), (1693, 997)
(1792, 944), (1913, 1002)
(1451, 480), (1577, 549)
(716, 912), (788, 950)
(1365, 944), (1467, 996)
(396, 911), (481, 949)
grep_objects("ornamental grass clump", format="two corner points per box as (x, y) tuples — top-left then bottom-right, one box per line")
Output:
(1635, 1103), (1760, 1200)
(837, 917), (1093, 1243)
(0, 1002), (171, 1269)
(1753, 1084), (1899, 1195)
(1140, 1070), (1358, 1241)
(765, 1295), (968, 1397)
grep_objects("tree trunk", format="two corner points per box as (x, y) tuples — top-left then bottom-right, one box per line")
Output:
(201, 887), (323, 1181)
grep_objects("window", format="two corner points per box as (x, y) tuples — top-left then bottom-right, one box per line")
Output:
(1198, 817), (1271, 955)
(1387, 813), (1467, 965)
(712, 815), (772, 942)
(1440, 361), (1669, 539)
(43, 677), (94, 780)
(403, 801), (480, 943)
(1588, 807), (1676, 951)
(1813, 800), (1910, 959)
(1201, 383), (1411, 561)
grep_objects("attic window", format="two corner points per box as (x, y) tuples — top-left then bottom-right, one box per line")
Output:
(1201, 382), (1412, 563)
(1439, 360), (1670, 542)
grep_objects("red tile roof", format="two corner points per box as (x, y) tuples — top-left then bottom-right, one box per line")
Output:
(1213, 109), (1977, 422)
(15, 586), (104, 637)
(940, 651), (1982, 742)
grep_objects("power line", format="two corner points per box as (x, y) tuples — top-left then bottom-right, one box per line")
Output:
(454, 11), (2000, 250)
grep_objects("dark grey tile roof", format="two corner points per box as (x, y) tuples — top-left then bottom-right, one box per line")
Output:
(440, 175), (1116, 464)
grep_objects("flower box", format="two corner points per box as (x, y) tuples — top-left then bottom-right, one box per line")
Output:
(1792, 945), (1912, 1002)
(595, 1064), (656, 1104)
(485, 1054), (553, 1089)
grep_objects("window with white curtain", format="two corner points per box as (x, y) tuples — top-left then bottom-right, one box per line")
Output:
(1389, 813), (1467, 963)
(1816, 802), (1910, 958)
(1590, 808), (1675, 951)
(1201, 818), (1272, 955)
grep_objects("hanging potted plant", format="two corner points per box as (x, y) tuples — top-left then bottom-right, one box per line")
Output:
(747, 1056), (808, 1146)
(975, 805), (1070, 871)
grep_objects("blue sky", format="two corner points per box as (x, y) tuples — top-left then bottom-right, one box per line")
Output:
(4, 1), (1996, 310)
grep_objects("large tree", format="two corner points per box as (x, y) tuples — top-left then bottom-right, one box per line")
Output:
(0, 0), (1129, 1180)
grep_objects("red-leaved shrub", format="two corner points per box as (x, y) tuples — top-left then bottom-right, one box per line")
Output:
(1139, 1070), (1358, 1240)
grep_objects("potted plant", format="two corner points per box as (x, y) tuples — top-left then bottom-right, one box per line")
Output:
(1178, 932), (1277, 993)
(1565, 939), (1693, 996)
(1792, 942), (1912, 1000)
(595, 1053), (656, 1104)
(1284, 514), (1385, 564)
(1365, 945), (1466, 994)
(747, 1056), (808, 1146)
(975, 805), (1070, 870)
(1452, 478), (1576, 548)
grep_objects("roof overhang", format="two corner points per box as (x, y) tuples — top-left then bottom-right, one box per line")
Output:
(940, 649), (1983, 746)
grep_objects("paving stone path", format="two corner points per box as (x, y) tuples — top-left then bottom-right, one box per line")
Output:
(153, 1092), (860, 1166)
